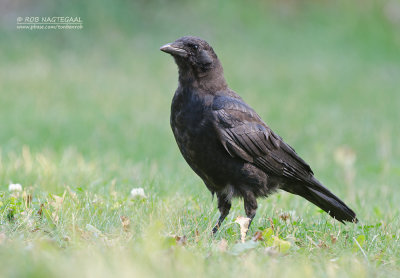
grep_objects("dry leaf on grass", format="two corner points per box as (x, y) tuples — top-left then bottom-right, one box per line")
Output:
(252, 231), (264, 242)
(235, 216), (251, 243)
(37, 204), (44, 216)
(318, 241), (328, 249)
(331, 234), (338, 244)
(256, 228), (292, 254)
(174, 235), (187, 246)
(279, 212), (290, 221)
(272, 237), (291, 253)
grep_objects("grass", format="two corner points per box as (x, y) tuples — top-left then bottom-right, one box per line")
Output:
(1, 0), (400, 277)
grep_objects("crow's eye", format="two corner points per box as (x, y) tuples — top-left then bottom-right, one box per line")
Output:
(187, 43), (198, 50)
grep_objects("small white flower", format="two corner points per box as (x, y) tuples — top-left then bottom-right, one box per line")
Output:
(130, 187), (146, 198)
(9, 183), (22, 192)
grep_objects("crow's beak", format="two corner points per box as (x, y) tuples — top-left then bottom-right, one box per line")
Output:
(160, 43), (188, 57)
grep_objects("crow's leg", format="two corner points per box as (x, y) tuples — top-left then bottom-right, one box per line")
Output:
(212, 193), (232, 234)
(243, 191), (258, 232)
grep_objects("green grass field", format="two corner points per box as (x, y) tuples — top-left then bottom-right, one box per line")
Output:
(1, 1), (400, 277)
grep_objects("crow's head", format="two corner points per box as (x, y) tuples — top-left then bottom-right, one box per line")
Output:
(160, 36), (219, 74)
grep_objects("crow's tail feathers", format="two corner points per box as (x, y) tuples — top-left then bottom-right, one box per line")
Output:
(283, 177), (358, 224)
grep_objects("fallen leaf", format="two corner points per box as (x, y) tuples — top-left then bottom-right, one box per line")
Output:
(174, 235), (187, 246)
(353, 234), (366, 252)
(273, 236), (291, 253)
(235, 216), (251, 243)
(318, 240), (328, 249)
(37, 203), (44, 216)
(261, 228), (274, 246)
(252, 231), (264, 241)
(330, 234), (338, 244)
(279, 212), (290, 221)
(163, 236), (177, 248)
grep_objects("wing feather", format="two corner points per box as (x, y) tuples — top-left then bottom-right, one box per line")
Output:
(212, 95), (313, 181)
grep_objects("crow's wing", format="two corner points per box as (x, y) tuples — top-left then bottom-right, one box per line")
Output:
(212, 95), (313, 181)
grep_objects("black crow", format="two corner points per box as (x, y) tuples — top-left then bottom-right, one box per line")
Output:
(160, 36), (357, 233)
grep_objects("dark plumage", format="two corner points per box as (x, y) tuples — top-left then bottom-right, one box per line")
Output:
(160, 36), (358, 233)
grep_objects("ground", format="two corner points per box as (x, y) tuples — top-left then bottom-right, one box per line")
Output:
(0, 1), (399, 277)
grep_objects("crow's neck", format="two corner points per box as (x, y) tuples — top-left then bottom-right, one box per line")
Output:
(177, 61), (227, 92)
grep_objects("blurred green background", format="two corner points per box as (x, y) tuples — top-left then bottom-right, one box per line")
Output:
(0, 0), (400, 277)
